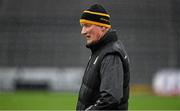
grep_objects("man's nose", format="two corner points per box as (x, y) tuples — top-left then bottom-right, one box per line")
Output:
(81, 27), (87, 35)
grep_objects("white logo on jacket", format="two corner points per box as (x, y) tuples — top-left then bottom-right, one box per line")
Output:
(93, 56), (99, 65)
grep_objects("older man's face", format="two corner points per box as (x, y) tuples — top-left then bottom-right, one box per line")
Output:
(81, 23), (105, 45)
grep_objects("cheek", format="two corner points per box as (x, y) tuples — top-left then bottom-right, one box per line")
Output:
(90, 29), (101, 40)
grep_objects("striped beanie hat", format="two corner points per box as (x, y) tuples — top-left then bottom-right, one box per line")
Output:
(80, 4), (111, 28)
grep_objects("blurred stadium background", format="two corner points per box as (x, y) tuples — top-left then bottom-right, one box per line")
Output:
(0, 0), (180, 110)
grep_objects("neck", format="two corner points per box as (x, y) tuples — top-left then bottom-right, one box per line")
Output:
(86, 30), (118, 53)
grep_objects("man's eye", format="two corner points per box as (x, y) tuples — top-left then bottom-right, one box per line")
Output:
(80, 24), (84, 27)
(87, 24), (91, 27)
(84, 24), (91, 28)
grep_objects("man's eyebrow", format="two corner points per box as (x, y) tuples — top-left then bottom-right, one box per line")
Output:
(80, 24), (91, 27)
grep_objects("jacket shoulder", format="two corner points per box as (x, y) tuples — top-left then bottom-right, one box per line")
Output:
(112, 40), (128, 58)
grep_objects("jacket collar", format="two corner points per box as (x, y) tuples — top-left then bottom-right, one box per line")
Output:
(86, 30), (118, 53)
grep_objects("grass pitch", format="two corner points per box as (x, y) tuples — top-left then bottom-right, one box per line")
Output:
(0, 91), (180, 110)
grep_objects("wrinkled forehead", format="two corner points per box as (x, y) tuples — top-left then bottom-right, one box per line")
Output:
(80, 23), (101, 28)
(80, 23), (92, 27)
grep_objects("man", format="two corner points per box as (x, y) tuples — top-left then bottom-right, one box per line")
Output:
(76, 4), (130, 110)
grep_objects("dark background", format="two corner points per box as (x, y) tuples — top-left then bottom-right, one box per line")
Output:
(0, 0), (179, 85)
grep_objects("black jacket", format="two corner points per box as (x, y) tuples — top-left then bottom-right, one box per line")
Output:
(76, 30), (130, 110)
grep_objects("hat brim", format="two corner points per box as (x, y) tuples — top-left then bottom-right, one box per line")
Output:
(80, 19), (111, 28)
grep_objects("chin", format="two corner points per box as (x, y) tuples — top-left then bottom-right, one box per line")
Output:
(86, 43), (91, 46)
(86, 42), (93, 47)
(87, 41), (97, 46)
(86, 41), (92, 45)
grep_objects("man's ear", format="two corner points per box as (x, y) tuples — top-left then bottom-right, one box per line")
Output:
(101, 26), (109, 32)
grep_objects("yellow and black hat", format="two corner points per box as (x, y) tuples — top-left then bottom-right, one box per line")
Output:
(80, 4), (111, 28)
